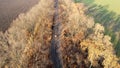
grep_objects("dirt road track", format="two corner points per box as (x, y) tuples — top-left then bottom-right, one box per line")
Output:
(0, 0), (39, 32)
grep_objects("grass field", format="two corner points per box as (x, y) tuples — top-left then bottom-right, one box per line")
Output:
(0, 0), (39, 32)
(94, 0), (120, 14)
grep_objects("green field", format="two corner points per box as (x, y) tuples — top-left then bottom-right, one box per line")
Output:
(94, 0), (120, 14)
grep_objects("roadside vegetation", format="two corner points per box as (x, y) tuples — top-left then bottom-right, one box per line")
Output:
(74, 0), (120, 57)
(0, 0), (119, 67)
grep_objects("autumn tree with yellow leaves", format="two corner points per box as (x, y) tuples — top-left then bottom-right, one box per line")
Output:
(0, 0), (119, 68)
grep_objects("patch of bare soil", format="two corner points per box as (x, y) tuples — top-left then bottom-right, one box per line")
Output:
(0, 0), (39, 32)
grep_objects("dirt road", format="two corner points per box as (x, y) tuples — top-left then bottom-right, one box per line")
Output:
(0, 0), (39, 32)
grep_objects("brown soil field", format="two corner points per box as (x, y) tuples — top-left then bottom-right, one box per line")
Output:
(0, 0), (39, 32)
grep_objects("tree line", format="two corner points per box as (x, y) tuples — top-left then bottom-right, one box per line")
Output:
(74, 0), (120, 57)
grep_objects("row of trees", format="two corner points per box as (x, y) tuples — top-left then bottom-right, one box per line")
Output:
(74, 0), (120, 57)
(85, 4), (120, 57)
